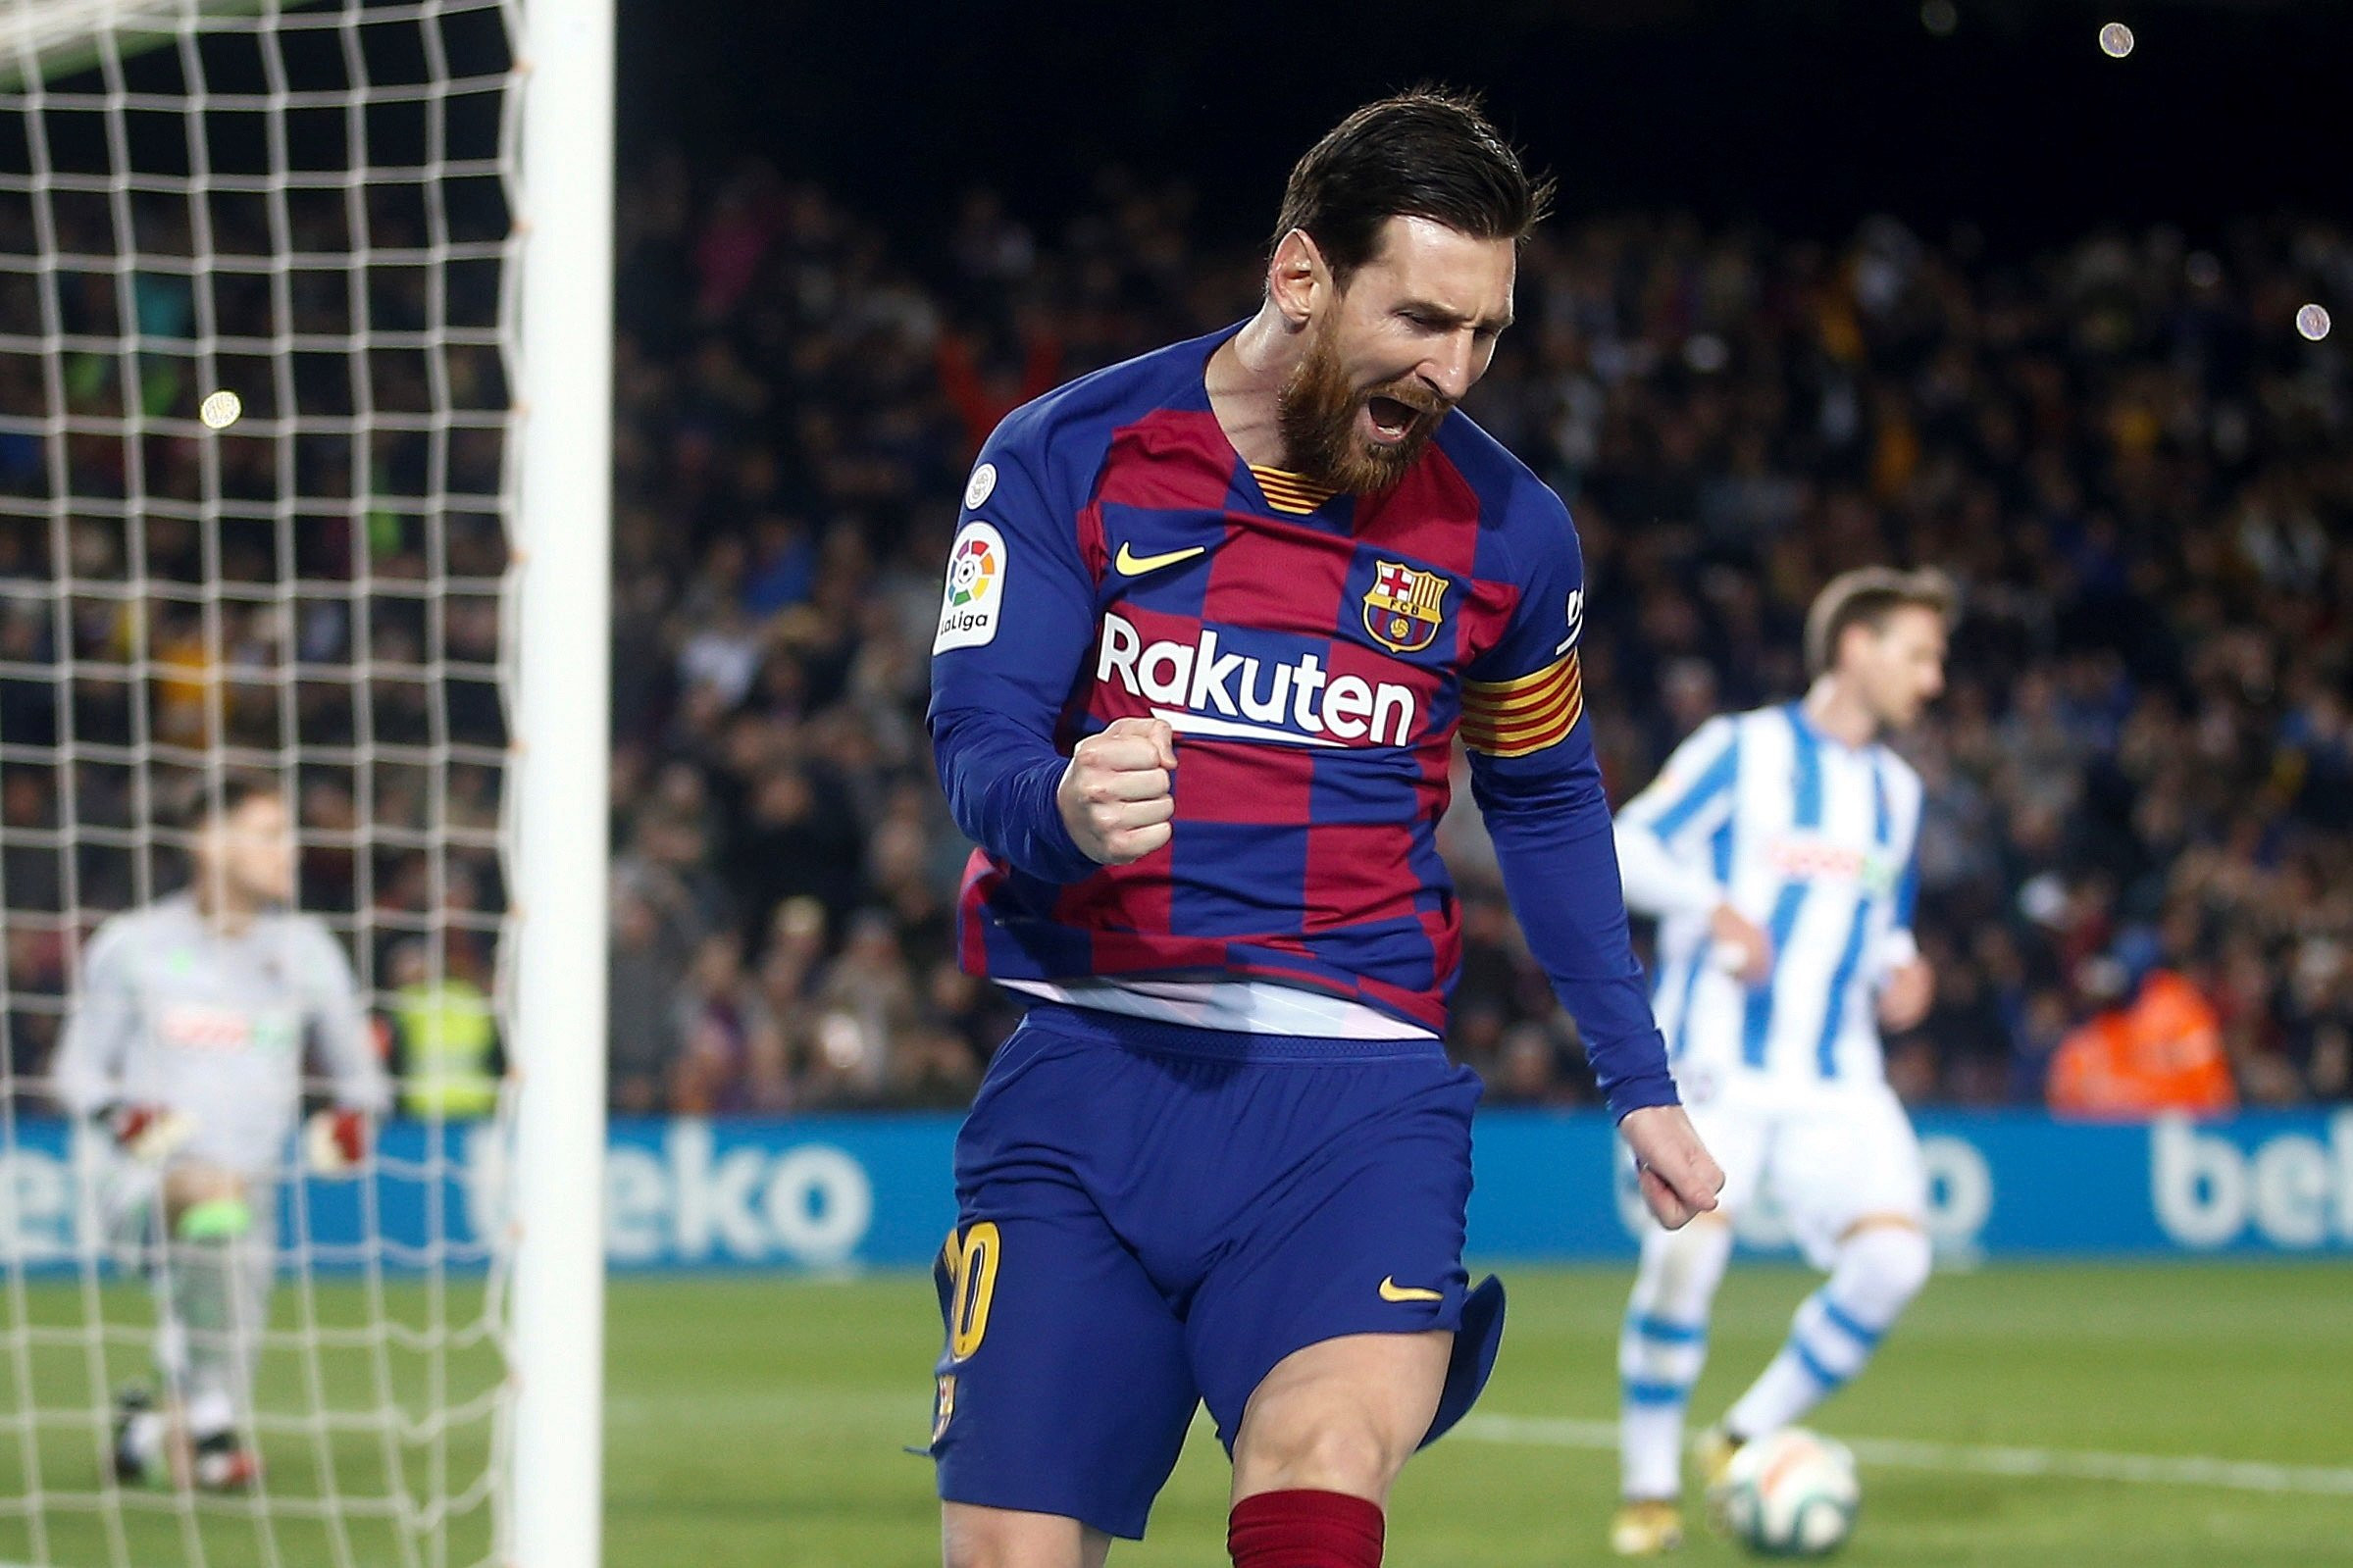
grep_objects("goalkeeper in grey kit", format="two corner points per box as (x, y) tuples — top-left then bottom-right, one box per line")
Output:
(50, 776), (390, 1491)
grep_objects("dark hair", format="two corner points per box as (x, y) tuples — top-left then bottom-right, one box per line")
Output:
(177, 772), (283, 831)
(1805, 567), (1958, 678)
(1272, 88), (1554, 287)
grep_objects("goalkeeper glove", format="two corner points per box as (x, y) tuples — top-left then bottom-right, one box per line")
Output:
(107, 1104), (194, 1163)
(305, 1109), (371, 1176)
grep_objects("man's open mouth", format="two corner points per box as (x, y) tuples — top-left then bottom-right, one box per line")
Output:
(1367, 394), (1420, 438)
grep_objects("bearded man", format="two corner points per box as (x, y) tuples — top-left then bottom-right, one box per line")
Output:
(923, 88), (1722, 1568)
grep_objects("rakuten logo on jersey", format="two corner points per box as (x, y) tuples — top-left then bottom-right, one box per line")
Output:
(1096, 611), (1416, 748)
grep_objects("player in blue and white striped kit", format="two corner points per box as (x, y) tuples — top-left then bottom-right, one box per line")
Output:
(1603, 569), (1953, 1556)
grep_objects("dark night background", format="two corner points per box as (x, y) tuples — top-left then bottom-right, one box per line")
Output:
(618, 0), (2352, 252)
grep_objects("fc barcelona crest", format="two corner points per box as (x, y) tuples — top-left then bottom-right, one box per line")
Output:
(1363, 560), (1448, 654)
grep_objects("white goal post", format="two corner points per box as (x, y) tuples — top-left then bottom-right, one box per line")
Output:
(508, 0), (612, 1562)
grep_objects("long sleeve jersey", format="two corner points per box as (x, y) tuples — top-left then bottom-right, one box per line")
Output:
(926, 323), (1677, 1119)
(1613, 703), (1924, 1091)
(50, 892), (390, 1174)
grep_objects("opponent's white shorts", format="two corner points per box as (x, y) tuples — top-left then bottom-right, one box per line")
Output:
(1657, 1082), (1926, 1269)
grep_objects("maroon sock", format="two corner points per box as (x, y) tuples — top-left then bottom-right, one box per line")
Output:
(1228, 1489), (1384, 1568)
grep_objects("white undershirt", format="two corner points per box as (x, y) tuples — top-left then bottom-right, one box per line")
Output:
(998, 976), (1438, 1040)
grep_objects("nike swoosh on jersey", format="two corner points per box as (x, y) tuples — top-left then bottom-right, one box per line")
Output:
(1115, 542), (1206, 576)
(1378, 1276), (1445, 1303)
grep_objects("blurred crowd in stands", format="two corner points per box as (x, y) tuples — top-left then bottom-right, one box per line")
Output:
(597, 157), (2353, 1114)
(1, 170), (514, 1105)
(7, 150), (2351, 1115)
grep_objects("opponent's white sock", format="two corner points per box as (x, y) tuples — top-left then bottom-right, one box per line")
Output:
(184, 1389), (235, 1442)
(1723, 1225), (1931, 1441)
(1618, 1217), (1734, 1500)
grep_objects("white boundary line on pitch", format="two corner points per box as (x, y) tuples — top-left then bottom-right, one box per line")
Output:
(1457, 1414), (2353, 1498)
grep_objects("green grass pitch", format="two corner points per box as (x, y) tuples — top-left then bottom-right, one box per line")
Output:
(636, 1262), (2353, 1568)
(5, 1262), (2350, 1564)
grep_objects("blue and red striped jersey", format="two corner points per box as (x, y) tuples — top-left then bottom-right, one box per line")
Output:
(928, 325), (1675, 1115)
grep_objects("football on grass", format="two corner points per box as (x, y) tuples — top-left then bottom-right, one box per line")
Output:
(1718, 1428), (1860, 1557)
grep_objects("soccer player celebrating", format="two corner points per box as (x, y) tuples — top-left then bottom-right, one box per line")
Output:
(1605, 568), (1952, 1556)
(926, 91), (1722, 1568)
(51, 776), (389, 1491)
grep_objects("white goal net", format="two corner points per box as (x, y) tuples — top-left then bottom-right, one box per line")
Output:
(0, 0), (599, 1562)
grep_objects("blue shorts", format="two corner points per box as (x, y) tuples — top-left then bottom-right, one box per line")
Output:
(926, 1002), (1506, 1541)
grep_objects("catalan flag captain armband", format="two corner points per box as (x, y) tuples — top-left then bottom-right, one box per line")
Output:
(1458, 651), (1584, 758)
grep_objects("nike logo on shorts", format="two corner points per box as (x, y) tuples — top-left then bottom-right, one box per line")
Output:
(1379, 1276), (1444, 1303)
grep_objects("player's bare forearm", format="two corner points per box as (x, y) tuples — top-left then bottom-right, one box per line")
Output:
(1619, 1103), (1725, 1229)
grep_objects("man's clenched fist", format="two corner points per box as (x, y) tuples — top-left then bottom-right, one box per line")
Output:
(1059, 716), (1178, 865)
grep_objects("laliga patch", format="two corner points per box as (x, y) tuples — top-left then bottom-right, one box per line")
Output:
(935, 521), (1005, 652)
(963, 462), (997, 510)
